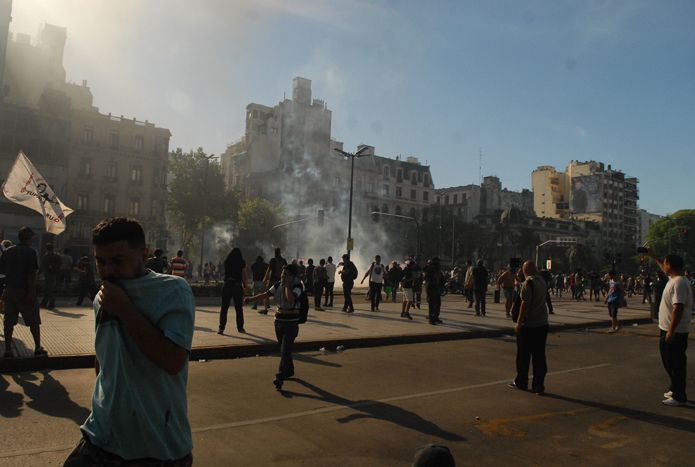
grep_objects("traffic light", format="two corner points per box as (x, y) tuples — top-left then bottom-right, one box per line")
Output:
(317, 209), (324, 226)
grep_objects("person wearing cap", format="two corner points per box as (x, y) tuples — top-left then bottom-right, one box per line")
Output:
(0, 227), (47, 358)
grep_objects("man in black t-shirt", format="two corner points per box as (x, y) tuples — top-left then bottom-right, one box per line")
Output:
(340, 254), (357, 313)
(263, 248), (287, 315)
(0, 227), (47, 358)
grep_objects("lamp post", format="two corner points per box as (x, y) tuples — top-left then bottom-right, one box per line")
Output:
(371, 211), (421, 258)
(334, 146), (370, 260)
(198, 153), (215, 280)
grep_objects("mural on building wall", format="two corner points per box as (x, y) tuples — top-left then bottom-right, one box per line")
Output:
(571, 176), (603, 214)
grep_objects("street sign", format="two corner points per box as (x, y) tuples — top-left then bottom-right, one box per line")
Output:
(347, 238), (354, 251)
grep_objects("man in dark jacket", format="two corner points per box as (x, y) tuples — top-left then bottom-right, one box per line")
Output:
(340, 254), (357, 313)
(472, 260), (489, 316)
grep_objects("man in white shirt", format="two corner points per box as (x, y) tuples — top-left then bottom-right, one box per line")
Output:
(648, 251), (694, 406)
(361, 255), (385, 312)
(324, 256), (337, 308)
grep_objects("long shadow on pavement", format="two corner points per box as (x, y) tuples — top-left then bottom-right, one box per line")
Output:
(294, 354), (342, 368)
(0, 375), (23, 418)
(45, 308), (86, 319)
(305, 318), (355, 329)
(544, 393), (695, 433)
(280, 378), (465, 442)
(11, 371), (91, 425)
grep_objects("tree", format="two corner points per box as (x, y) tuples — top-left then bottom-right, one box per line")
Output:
(167, 148), (240, 253)
(237, 198), (284, 258)
(647, 209), (695, 270)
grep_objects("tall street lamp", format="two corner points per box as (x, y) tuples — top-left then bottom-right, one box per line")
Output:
(199, 153), (215, 280)
(371, 211), (421, 259)
(334, 145), (370, 260)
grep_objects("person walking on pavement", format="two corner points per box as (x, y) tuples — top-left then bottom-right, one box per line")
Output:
(263, 248), (287, 315)
(509, 261), (549, 394)
(74, 256), (98, 306)
(472, 260), (489, 316)
(387, 261), (403, 302)
(63, 218), (195, 466)
(0, 227), (47, 358)
(340, 254), (357, 313)
(250, 256), (268, 310)
(324, 256), (336, 307)
(424, 257), (444, 325)
(39, 243), (61, 310)
(217, 248), (248, 335)
(400, 260), (415, 320)
(605, 270), (623, 333)
(647, 251), (694, 407)
(361, 255), (385, 311)
(313, 259), (327, 311)
(464, 260), (474, 308)
(497, 266), (516, 318)
(245, 263), (304, 391)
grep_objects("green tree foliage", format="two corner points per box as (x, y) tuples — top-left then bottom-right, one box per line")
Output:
(237, 198), (284, 257)
(167, 148), (240, 253)
(647, 209), (695, 270)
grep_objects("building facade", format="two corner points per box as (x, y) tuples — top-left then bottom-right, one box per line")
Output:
(0, 6), (170, 256)
(531, 160), (640, 257)
(638, 209), (662, 247)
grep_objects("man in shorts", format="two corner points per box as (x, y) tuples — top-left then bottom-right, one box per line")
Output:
(497, 266), (516, 317)
(400, 260), (415, 320)
(0, 227), (47, 358)
(64, 218), (195, 465)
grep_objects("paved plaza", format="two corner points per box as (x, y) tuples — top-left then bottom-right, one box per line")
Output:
(3, 290), (652, 366)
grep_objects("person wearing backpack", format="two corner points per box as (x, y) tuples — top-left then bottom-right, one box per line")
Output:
(340, 254), (357, 313)
(361, 255), (385, 312)
(40, 243), (62, 310)
(509, 261), (549, 394)
(245, 263), (305, 390)
(313, 259), (327, 311)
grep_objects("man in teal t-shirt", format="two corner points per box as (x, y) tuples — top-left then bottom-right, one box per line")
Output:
(64, 218), (195, 466)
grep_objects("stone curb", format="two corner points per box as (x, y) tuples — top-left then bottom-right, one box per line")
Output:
(0, 317), (654, 374)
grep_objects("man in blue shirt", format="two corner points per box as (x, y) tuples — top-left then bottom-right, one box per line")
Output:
(64, 218), (195, 466)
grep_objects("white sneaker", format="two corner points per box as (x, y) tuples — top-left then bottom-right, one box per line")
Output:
(664, 391), (673, 398)
(662, 397), (686, 407)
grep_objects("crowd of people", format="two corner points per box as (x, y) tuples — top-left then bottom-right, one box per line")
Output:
(1, 219), (694, 465)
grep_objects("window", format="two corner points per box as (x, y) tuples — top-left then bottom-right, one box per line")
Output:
(383, 166), (389, 178)
(109, 132), (119, 149)
(396, 186), (402, 198)
(397, 168), (403, 182)
(333, 176), (341, 186)
(411, 171), (417, 184)
(130, 166), (142, 184)
(103, 195), (115, 214)
(270, 127), (278, 134)
(105, 161), (117, 180)
(83, 126), (93, 143)
(423, 191), (429, 202)
(134, 135), (144, 151)
(367, 182), (374, 193)
(382, 184), (390, 196)
(423, 174), (430, 187)
(129, 198), (141, 216)
(395, 205), (402, 215)
(153, 168), (160, 187)
(77, 193), (89, 210)
(382, 204), (389, 214)
(453, 194), (458, 204)
(410, 189), (416, 200)
(151, 199), (162, 217)
(445, 195), (450, 204)
(80, 159), (92, 177)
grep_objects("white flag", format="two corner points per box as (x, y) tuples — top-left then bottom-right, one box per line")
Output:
(2, 151), (73, 235)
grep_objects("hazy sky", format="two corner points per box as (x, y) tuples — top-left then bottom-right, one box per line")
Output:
(10, 0), (695, 215)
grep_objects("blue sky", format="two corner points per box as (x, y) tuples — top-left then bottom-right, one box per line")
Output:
(11, 0), (695, 215)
